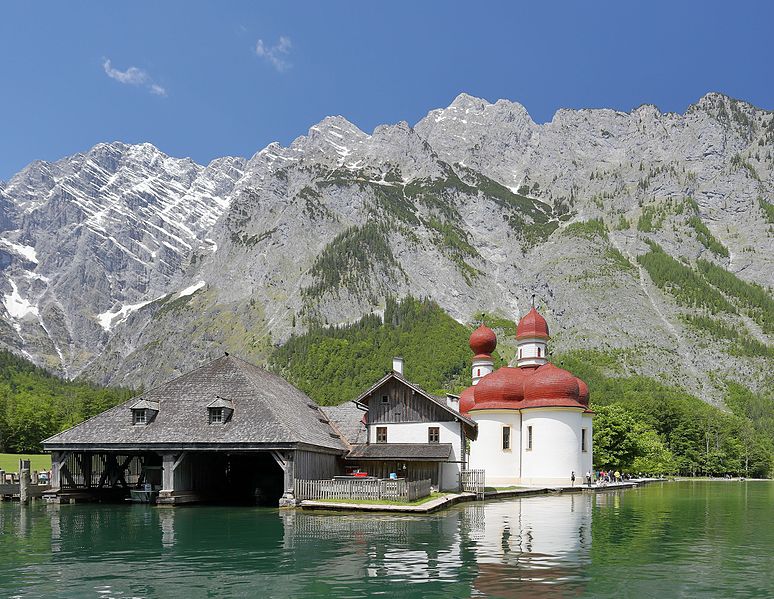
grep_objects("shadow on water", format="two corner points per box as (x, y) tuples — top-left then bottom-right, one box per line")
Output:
(0, 482), (772, 598)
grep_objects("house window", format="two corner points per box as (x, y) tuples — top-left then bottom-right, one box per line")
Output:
(376, 427), (388, 443)
(527, 425), (533, 450)
(537, 347), (541, 357)
(209, 407), (224, 424)
(133, 409), (147, 425)
(381, 395), (389, 404)
(428, 427), (440, 443)
(476, 368), (481, 377)
(502, 426), (511, 450)
(519, 349), (522, 359)
(581, 428), (588, 452)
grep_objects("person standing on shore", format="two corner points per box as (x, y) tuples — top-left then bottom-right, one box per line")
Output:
(571, 471), (576, 486)
(585, 471), (592, 487)
(614, 470), (620, 483)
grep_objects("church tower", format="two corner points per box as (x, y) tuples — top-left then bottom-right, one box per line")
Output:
(469, 324), (496, 385)
(516, 305), (549, 368)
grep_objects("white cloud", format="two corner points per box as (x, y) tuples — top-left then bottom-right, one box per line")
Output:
(102, 59), (167, 97)
(255, 36), (292, 72)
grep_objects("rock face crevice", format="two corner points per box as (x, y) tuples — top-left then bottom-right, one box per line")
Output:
(0, 93), (771, 401)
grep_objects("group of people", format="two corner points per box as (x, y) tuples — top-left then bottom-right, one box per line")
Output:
(570, 470), (635, 487)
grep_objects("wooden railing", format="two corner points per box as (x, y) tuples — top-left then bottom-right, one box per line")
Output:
(460, 469), (486, 499)
(295, 478), (432, 502)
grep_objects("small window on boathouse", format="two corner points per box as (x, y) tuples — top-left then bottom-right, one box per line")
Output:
(133, 409), (147, 425)
(207, 396), (234, 424)
(130, 399), (158, 425)
(428, 427), (440, 443)
(209, 407), (224, 424)
(381, 394), (389, 404)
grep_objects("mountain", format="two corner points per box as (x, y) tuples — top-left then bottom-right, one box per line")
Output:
(0, 92), (772, 407)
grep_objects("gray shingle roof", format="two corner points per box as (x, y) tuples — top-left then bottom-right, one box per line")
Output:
(353, 371), (478, 436)
(43, 355), (347, 452)
(345, 443), (452, 461)
(321, 402), (367, 446)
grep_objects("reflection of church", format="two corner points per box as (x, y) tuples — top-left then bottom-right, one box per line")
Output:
(38, 492), (593, 597)
(461, 307), (594, 486)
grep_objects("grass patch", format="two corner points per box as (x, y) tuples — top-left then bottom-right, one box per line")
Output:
(0, 453), (51, 472)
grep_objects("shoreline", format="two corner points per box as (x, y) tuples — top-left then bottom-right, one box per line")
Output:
(298, 477), (665, 514)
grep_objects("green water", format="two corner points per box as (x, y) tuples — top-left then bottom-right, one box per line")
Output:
(1, 482), (772, 598)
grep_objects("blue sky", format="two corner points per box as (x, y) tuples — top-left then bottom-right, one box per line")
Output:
(1, 1), (772, 179)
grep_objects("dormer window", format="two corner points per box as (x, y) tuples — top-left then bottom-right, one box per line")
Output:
(133, 409), (147, 425)
(129, 398), (158, 426)
(207, 396), (234, 424)
(209, 407), (224, 424)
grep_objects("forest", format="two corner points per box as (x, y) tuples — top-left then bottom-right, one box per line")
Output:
(0, 350), (133, 453)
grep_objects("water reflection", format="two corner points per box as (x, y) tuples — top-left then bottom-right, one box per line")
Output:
(0, 493), (601, 598)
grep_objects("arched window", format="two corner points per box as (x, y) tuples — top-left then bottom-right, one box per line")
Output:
(519, 349), (522, 359)
(537, 347), (541, 357)
(476, 368), (480, 377)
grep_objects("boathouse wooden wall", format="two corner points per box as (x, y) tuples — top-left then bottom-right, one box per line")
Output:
(294, 450), (340, 481)
(367, 380), (453, 424)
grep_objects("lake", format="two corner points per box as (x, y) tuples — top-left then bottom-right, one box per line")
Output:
(1, 481), (772, 598)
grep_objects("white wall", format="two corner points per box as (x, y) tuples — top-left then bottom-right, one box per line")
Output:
(468, 411), (522, 486)
(367, 421), (463, 491)
(581, 414), (594, 477)
(521, 409), (585, 485)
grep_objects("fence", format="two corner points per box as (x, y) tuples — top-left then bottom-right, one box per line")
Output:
(294, 478), (432, 502)
(460, 469), (486, 499)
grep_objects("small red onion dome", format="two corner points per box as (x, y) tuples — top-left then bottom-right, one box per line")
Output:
(516, 307), (549, 340)
(522, 363), (584, 409)
(459, 386), (475, 414)
(469, 324), (497, 355)
(577, 378), (589, 406)
(470, 367), (530, 410)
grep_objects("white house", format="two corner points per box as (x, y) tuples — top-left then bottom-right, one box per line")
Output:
(460, 307), (594, 487)
(323, 357), (478, 492)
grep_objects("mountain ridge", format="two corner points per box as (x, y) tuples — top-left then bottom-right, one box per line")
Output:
(0, 91), (771, 409)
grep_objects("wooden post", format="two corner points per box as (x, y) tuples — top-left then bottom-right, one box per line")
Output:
(161, 454), (176, 493)
(19, 459), (31, 504)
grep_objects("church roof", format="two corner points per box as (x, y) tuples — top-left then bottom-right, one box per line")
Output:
(516, 307), (549, 340)
(43, 355), (348, 452)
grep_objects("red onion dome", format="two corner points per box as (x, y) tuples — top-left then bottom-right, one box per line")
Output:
(470, 367), (529, 410)
(459, 386), (475, 414)
(522, 363), (584, 409)
(469, 324), (497, 355)
(576, 378), (589, 406)
(516, 307), (549, 340)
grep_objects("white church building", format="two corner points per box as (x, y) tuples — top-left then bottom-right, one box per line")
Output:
(460, 306), (594, 487)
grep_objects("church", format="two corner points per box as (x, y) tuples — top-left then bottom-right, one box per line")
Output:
(460, 306), (594, 487)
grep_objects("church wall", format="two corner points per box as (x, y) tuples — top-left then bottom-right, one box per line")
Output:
(468, 411), (522, 486)
(521, 409), (585, 485)
(581, 414), (594, 476)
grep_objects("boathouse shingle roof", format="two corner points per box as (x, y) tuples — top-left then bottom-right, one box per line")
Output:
(43, 355), (347, 452)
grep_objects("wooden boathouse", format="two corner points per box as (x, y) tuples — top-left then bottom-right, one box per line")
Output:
(42, 354), (348, 505)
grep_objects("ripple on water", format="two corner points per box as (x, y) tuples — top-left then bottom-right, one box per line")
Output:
(1, 483), (773, 598)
